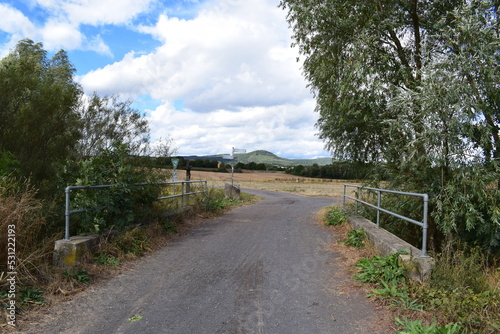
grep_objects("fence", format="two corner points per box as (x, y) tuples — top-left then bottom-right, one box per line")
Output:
(64, 180), (208, 241)
(343, 184), (429, 257)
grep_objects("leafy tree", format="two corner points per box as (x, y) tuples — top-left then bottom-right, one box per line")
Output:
(281, 1), (500, 253)
(0, 39), (82, 186)
(76, 93), (150, 158)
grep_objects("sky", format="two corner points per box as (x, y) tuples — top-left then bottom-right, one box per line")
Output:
(0, 0), (331, 159)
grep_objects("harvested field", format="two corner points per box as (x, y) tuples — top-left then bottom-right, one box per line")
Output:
(185, 170), (361, 197)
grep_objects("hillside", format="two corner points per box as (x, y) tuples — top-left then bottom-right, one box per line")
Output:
(183, 150), (332, 166)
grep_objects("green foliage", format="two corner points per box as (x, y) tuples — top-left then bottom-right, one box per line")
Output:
(159, 218), (178, 234)
(355, 248), (500, 333)
(0, 39), (82, 188)
(354, 252), (407, 286)
(342, 228), (367, 248)
(325, 207), (348, 226)
(63, 269), (92, 284)
(430, 245), (489, 293)
(201, 188), (239, 212)
(369, 281), (423, 312)
(287, 161), (379, 180)
(76, 93), (150, 158)
(395, 318), (463, 334)
(280, 0), (500, 254)
(114, 227), (149, 257)
(0, 151), (19, 176)
(69, 143), (161, 234)
(19, 288), (46, 305)
(420, 288), (500, 332)
(94, 253), (121, 266)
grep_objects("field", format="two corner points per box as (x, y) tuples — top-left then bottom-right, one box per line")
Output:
(186, 169), (360, 197)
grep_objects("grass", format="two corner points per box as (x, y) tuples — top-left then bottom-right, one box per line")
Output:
(188, 170), (360, 197)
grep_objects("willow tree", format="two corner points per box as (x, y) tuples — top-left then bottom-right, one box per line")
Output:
(0, 39), (82, 186)
(280, 0), (500, 253)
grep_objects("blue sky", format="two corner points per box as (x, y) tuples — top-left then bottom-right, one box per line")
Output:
(0, 0), (331, 159)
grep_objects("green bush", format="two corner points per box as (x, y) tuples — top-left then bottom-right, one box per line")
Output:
(354, 252), (407, 286)
(325, 207), (348, 226)
(343, 228), (367, 248)
(69, 143), (161, 234)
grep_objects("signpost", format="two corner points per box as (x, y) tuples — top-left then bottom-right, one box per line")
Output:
(171, 158), (179, 182)
(225, 147), (246, 187)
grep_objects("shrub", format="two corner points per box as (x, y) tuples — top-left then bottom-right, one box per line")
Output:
(325, 207), (348, 226)
(343, 228), (367, 248)
(354, 252), (407, 286)
(69, 143), (162, 234)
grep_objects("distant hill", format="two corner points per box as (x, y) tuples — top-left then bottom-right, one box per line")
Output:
(182, 150), (332, 166)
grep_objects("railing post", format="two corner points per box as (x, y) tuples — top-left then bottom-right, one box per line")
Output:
(181, 182), (185, 210)
(376, 190), (381, 228)
(343, 184), (346, 210)
(65, 186), (71, 241)
(355, 187), (359, 214)
(421, 194), (429, 257)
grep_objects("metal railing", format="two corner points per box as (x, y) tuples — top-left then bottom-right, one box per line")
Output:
(64, 180), (208, 241)
(343, 184), (429, 257)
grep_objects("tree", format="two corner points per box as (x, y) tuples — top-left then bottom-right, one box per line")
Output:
(279, 0), (465, 162)
(76, 93), (150, 158)
(0, 39), (82, 186)
(281, 1), (500, 253)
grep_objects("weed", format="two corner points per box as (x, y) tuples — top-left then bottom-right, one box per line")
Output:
(325, 207), (348, 226)
(395, 318), (462, 334)
(354, 252), (407, 286)
(63, 268), (92, 284)
(342, 228), (367, 248)
(430, 244), (488, 294)
(201, 188), (239, 212)
(94, 252), (121, 266)
(114, 227), (149, 257)
(159, 219), (178, 234)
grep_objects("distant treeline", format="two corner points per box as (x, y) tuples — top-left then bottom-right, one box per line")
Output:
(143, 156), (379, 179)
(285, 162), (380, 180)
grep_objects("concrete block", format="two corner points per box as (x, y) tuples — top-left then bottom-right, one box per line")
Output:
(53, 236), (99, 267)
(348, 216), (434, 282)
(224, 183), (240, 200)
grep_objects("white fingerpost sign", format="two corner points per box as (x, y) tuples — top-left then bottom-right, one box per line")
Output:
(171, 158), (179, 182)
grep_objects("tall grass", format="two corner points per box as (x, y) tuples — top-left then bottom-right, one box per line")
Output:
(0, 176), (59, 288)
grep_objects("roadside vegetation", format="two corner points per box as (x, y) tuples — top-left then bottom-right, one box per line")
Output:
(323, 207), (500, 333)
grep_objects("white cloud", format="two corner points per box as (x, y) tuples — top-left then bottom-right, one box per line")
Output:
(0, 4), (37, 56)
(40, 19), (83, 50)
(146, 99), (326, 158)
(0, 0), (155, 53)
(60, 0), (154, 26)
(81, 0), (309, 111)
(0, 4), (36, 35)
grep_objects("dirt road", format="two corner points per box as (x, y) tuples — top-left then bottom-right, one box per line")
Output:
(27, 189), (390, 334)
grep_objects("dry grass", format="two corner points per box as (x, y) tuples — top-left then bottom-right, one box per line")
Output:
(188, 170), (360, 197)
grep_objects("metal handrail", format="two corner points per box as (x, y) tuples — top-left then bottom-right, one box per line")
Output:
(64, 180), (208, 241)
(343, 184), (429, 257)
